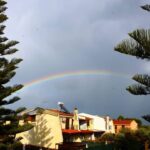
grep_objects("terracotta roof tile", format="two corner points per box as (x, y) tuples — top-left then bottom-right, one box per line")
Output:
(62, 129), (94, 134)
(49, 109), (73, 117)
(113, 120), (132, 125)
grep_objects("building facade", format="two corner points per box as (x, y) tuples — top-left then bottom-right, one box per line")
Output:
(16, 107), (116, 149)
(113, 119), (138, 133)
(16, 108), (63, 149)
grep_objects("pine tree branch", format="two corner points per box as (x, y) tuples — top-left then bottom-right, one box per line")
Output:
(0, 6), (7, 13)
(114, 29), (150, 60)
(0, 41), (19, 55)
(3, 48), (18, 55)
(0, 37), (8, 42)
(2, 62), (17, 73)
(0, 14), (7, 23)
(0, 107), (15, 116)
(15, 107), (26, 114)
(132, 74), (150, 87)
(0, 1), (7, 6)
(0, 58), (23, 78)
(115, 39), (149, 59)
(141, 4), (150, 12)
(0, 97), (20, 106)
(0, 84), (23, 100)
(129, 29), (150, 55)
(10, 58), (23, 66)
(142, 115), (150, 122)
(126, 84), (150, 95)
(0, 71), (16, 84)
(0, 25), (6, 34)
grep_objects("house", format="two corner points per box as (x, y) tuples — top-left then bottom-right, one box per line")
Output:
(50, 107), (99, 142)
(16, 105), (115, 149)
(16, 107), (96, 149)
(113, 119), (138, 133)
(61, 110), (115, 142)
(16, 108), (63, 149)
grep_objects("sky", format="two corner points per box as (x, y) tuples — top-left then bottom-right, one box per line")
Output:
(5, 0), (150, 121)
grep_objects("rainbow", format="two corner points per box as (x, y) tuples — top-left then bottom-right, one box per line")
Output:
(23, 70), (130, 90)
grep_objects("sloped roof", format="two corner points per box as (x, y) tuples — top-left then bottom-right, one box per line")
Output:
(49, 109), (74, 117)
(18, 107), (44, 116)
(19, 107), (73, 117)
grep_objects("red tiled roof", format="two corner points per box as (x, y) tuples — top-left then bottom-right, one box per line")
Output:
(113, 120), (132, 125)
(80, 130), (93, 134)
(62, 129), (80, 134)
(49, 109), (73, 117)
(62, 129), (94, 134)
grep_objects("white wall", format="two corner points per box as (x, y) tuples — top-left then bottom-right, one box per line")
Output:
(79, 113), (115, 133)
(79, 113), (106, 131)
(80, 123), (88, 130)
(106, 119), (115, 133)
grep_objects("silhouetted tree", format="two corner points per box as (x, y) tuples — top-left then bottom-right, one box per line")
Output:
(0, 0), (32, 149)
(117, 115), (125, 120)
(114, 5), (150, 123)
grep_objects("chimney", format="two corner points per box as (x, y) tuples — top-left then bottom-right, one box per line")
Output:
(106, 116), (110, 132)
(73, 108), (79, 130)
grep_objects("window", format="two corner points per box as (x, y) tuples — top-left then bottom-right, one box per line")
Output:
(27, 115), (36, 122)
(109, 125), (112, 130)
(61, 117), (66, 123)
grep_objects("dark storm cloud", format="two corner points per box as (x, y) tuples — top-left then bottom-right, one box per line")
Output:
(6, 0), (150, 120)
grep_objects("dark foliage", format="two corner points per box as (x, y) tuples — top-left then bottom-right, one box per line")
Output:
(114, 5), (150, 123)
(0, 0), (32, 147)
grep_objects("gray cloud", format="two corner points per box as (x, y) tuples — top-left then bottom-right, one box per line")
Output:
(6, 0), (150, 120)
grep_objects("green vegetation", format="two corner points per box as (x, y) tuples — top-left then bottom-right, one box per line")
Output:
(0, 0), (32, 149)
(117, 115), (125, 120)
(100, 127), (150, 150)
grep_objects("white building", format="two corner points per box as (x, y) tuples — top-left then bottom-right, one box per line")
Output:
(79, 113), (115, 133)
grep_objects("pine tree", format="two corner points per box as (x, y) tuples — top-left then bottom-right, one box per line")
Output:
(114, 5), (150, 122)
(0, 0), (32, 148)
(141, 4), (150, 12)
